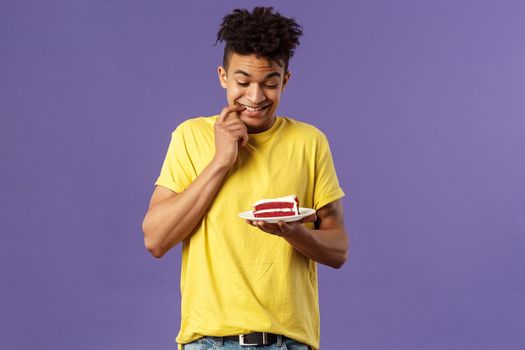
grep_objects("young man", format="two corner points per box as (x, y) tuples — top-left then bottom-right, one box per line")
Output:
(142, 7), (348, 350)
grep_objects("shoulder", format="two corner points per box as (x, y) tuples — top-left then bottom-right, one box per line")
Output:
(173, 115), (217, 134)
(166, 116), (217, 144)
(279, 117), (330, 144)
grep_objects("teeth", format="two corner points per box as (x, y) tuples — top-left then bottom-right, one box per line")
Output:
(241, 104), (266, 112)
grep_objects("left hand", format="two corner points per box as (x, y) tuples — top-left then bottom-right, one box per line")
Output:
(246, 213), (317, 237)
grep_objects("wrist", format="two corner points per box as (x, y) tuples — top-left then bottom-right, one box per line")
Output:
(283, 223), (309, 241)
(210, 156), (232, 172)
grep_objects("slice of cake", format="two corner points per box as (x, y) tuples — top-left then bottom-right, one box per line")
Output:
(252, 195), (300, 218)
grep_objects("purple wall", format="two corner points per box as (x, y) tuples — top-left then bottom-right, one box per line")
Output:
(1, 0), (524, 349)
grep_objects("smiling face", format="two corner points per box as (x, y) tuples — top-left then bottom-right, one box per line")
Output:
(218, 53), (291, 133)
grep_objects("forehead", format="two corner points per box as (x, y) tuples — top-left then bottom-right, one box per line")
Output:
(227, 53), (284, 77)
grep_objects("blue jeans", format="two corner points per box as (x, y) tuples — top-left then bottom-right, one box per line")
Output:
(182, 336), (310, 350)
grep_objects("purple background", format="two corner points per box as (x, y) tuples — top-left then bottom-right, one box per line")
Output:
(1, 0), (524, 349)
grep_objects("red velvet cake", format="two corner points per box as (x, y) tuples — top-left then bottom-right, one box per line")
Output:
(252, 195), (300, 218)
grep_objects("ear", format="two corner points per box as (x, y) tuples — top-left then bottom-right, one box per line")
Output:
(218, 66), (228, 89)
(282, 71), (292, 91)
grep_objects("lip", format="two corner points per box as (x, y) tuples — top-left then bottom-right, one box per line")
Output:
(238, 103), (271, 111)
(237, 103), (271, 117)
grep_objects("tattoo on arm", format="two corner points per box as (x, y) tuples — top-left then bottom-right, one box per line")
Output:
(314, 200), (345, 229)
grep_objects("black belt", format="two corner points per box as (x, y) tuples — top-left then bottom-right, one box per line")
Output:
(223, 332), (279, 346)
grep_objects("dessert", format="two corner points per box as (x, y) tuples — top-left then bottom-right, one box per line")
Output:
(252, 195), (300, 218)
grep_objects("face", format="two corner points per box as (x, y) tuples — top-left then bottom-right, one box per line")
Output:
(218, 53), (291, 133)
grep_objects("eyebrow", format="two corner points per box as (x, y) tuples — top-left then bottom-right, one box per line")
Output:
(233, 70), (281, 79)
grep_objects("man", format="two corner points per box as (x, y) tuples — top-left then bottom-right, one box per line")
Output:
(142, 7), (348, 350)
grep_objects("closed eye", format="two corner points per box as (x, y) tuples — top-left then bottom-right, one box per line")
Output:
(236, 81), (278, 89)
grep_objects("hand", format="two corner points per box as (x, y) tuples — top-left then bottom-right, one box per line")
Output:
(212, 104), (248, 168)
(246, 213), (317, 237)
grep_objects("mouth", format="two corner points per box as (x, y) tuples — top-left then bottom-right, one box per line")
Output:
(237, 103), (271, 113)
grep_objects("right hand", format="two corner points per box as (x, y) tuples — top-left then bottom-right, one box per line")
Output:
(212, 104), (248, 168)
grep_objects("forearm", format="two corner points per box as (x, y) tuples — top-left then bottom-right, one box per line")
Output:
(284, 227), (348, 268)
(143, 160), (229, 257)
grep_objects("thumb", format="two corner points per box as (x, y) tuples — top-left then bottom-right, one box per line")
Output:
(241, 133), (250, 147)
(299, 213), (317, 224)
(277, 221), (290, 235)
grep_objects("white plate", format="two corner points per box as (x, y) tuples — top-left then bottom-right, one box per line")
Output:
(238, 207), (316, 223)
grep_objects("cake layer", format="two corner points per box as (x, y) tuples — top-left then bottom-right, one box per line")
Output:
(254, 208), (296, 215)
(252, 194), (300, 218)
(254, 202), (295, 211)
(254, 211), (296, 218)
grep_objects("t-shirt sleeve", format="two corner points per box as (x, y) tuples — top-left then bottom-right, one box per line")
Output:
(154, 126), (195, 193)
(313, 133), (345, 210)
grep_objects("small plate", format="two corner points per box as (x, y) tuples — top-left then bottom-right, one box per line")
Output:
(238, 207), (316, 224)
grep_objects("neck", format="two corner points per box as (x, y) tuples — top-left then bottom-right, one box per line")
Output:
(247, 115), (276, 134)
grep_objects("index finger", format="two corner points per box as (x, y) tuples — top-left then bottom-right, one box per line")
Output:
(218, 104), (245, 123)
(298, 213), (317, 224)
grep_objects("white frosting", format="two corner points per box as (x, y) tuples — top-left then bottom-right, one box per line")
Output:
(252, 194), (299, 216)
(252, 194), (298, 207)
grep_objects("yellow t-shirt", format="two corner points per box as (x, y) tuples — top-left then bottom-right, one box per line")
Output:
(155, 115), (345, 350)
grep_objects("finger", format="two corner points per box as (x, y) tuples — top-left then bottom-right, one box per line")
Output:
(277, 221), (290, 235)
(257, 223), (281, 236)
(226, 104), (246, 121)
(222, 117), (247, 127)
(215, 119), (246, 136)
(241, 134), (249, 147)
(222, 118), (250, 146)
(299, 213), (317, 223)
(218, 105), (242, 123)
(225, 123), (246, 132)
(218, 104), (245, 123)
(257, 221), (273, 232)
(225, 125), (249, 144)
(228, 129), (249, 143)
(220, 110), (249, 145)
(236, 127), (249, 147)
(229, 131), (249, 148)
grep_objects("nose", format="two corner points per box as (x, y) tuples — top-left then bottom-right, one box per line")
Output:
(245, 84), (266, 105)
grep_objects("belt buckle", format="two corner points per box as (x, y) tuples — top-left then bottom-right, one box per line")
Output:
(239, 333), (268, 346)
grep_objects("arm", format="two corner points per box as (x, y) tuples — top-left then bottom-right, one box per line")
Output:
(142, 105), (247, 258)
(247, 199), (348, 269)
(142, 162), (229, 258)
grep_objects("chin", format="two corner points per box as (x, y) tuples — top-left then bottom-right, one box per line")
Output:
(242, 115), (269, 124)
(239, 116), (260, 127)
(239, 113), (261, 121)
(241, 115), (271, 131)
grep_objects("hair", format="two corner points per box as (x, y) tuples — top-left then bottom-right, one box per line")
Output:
(216, 7), (303, 72)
